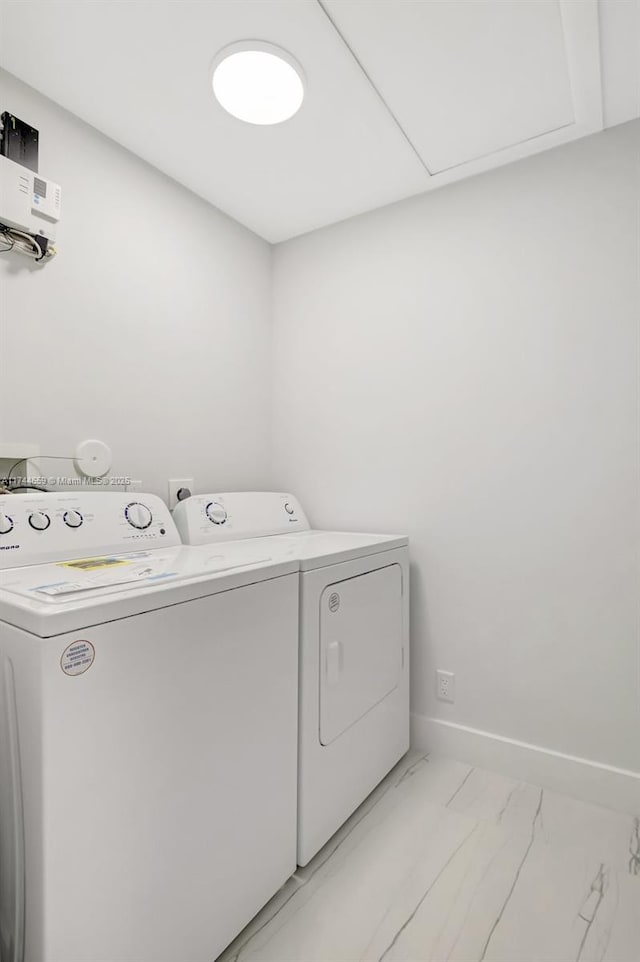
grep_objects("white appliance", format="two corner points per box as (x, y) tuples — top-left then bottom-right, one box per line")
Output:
(0, 492), (299, 962)
(173, 491), (410, 866)
(0, 155), (61, 242)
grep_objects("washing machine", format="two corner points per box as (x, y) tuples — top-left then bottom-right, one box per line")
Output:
(173, 491), (410, 866)
(0, 491), (299, 962)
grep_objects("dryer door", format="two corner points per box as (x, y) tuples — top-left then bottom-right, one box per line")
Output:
(319, 563), (403, 746)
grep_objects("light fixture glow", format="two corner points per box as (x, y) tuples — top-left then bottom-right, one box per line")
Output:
(212, 42), (305, 125)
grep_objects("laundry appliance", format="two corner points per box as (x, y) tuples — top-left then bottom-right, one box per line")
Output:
(0, 491), (299, 962)
(173, 491), (410, 866)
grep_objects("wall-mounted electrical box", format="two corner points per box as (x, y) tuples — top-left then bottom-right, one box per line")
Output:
(0, 154), (61, 241)
(0, 112), (39, 171)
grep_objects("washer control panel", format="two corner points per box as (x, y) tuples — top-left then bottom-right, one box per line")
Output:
(0, 492), (181, 569)
(173, 491), (310, 545)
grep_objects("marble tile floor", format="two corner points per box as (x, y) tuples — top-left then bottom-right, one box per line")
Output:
(217, 752), (640, 962)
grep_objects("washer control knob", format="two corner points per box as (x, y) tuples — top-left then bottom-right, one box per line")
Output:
(63, 510), (83, 528)
(284, 502), (295, 515)
(125, 502), (153, 530)
(29, 511), (51, 531)
(0, 512), (14, 535)
(206, 501), (227, 525)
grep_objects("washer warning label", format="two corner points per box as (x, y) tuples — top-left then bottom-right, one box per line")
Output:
(61, 640), (95, 676)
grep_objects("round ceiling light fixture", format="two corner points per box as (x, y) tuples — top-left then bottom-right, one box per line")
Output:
(211, 41), (305, 125)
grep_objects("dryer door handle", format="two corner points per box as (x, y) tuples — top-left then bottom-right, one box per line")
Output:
(326, 641), (343, 686)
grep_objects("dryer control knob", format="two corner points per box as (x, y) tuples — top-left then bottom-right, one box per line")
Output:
(0, 512), (14, 535)
(29, 511), (51, 531)
(63, 509), (83, 528)
(284, 502), (295, 515)
(206, 501), (227, 525)
(125, 502), (153, 530)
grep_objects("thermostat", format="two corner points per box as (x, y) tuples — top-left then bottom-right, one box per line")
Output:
(0, 155), (61, 241)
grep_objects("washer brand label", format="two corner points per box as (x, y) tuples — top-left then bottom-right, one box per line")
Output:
(61, 640), (95, 676)
(328, 592), (341, 613)
(0, 544), (19, 550)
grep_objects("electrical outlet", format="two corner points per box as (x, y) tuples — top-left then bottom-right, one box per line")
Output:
(168, 478), (194, 510)
(436, 670), (456, 703)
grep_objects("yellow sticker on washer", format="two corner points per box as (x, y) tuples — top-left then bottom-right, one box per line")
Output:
(60, 556), (131, 571)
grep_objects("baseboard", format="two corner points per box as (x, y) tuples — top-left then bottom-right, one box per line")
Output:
(411, 714), (640, 816)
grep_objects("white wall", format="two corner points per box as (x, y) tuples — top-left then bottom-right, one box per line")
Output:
(271, 121), (640, 777)
(0, 69), (272, 497)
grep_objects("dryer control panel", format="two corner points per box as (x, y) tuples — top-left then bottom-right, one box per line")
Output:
(0, 492), (180, 569)
(173, 491), (310, 545)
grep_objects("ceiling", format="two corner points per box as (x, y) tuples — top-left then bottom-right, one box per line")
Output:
(0, 0), (638, 242)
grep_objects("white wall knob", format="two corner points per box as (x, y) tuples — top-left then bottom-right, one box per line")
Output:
(75, 439), (112, 478)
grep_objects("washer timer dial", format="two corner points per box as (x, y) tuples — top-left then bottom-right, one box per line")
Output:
(0, 512), (14, 535)
(125, 502), (153, 530)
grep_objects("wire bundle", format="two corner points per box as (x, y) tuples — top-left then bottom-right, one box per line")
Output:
(0, 223), (55, 261)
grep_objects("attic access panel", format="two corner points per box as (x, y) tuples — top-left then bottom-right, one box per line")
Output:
(324, 0), (575, 173)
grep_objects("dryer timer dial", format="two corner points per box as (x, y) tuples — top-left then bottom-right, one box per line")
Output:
(206, 502), (227, 525)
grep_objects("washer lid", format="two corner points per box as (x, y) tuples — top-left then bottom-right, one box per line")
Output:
(0, 543), (298, 637)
